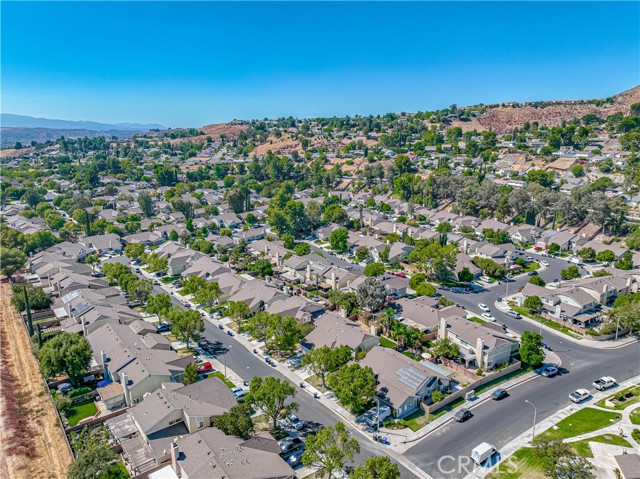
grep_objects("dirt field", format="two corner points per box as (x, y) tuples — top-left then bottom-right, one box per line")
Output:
(0, 283), (71, 479)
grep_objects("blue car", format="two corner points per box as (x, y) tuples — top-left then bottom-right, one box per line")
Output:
(527, 271), (538, 276)
(491, 388), (509, 401)
(156, 323), (171, 333)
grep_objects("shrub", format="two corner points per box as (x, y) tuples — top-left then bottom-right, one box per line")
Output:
(409, 273), (426, 289)
(431, 390), (444, 403)
(68, 387), (92, 398)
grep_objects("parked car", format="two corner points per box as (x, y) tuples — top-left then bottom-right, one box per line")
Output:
(471, 442), (496, 465)
(569, 389), (591, 403)
(593, 377), (616, 391)
(288, 414), (304, 431)
(279, 437), (305, 457)
(491, 388), (508, 401)
(156, 323), (171, 333)
(197, 362), (214, 374)
(541, 366), (559, 377)
(505, 310), (522, 319)
(527, 271), (538, 276)
(480, 276), (492, 282)
(233, 388), (249, 401)
(57, 383), (73, 394)
(286, 448), (305, 467)
(478, 303), (490, 312)
(525, 256), (534, 262)
(541, 260), (550, 266)
(481, 313), (496, 322)
(454, 408), (473, 423)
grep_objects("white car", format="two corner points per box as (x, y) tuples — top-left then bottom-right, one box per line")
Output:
(593, 377), (616, 391)
(481, 313), (496, 322)
(569, 389), (591, 403)
(478, 303), (490, 312)
(541, 260), (550, 266)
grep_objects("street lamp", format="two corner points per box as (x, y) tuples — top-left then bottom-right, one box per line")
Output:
(222, 345), (232, 377)
(525, 400), (537, 441)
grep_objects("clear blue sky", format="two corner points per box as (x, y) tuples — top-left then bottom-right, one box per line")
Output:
(2, 1), (639, 127)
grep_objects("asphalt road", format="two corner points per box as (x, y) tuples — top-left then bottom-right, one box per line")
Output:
(404, 251), (640, 478)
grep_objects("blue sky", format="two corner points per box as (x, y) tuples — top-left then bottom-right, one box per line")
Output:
(2, 1), (639, 127)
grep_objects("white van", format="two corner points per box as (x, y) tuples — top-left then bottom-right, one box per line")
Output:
(471, 442), (496, 464)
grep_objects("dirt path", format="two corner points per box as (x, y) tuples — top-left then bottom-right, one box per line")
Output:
(0, 283), (71, 479)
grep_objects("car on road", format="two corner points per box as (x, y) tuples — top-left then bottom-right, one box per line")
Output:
(480, 276), (492, 283)
(593, 376), (616, 391)
(454, 408), (473, 423)
(541, 260), (550, 266)
(57, 383), (73, 394)
(232, 388), (249, 401)
(527, 270), (538, 276)
(525, 256), (534, 262)
(286, 448), (305, 467)
(394, 272), (407, 278)
(481, 313), (496, 322)
(288, 414), (304, 430)
(491, 388), (509, 401)
(569, 389), (591, 403)
(471, 442), (496, 465)
(541, 366), (559, 377)
(478, 303), (490, 312)
(155, 323), (171, 333)
(197, 362), (214, 374)
(505, 310), (522, 319)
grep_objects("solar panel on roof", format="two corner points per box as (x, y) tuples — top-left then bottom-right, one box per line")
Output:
(396, 367), (428, 390)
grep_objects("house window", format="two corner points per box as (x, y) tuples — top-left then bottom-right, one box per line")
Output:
(198, 421), (204, 429)
(168, 418), (181, 426)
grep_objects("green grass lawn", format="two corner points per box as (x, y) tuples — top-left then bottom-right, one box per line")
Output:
(67, 401), (98, 426)
(511, 305), (582, 339)
(468, 316), (487, 325)
(630, 408), (640, 425)
(161, 274), (181, 284)
(379, 336), (397, 348)
(595, 385), (640, 410)
(207, 371), (235, 388)
(404, 398), (465, 432)
(487, 447), (545, 479)
(473, 365), (531, 396)
(569, 434), (632, 458)
(540, 408), (622, 440)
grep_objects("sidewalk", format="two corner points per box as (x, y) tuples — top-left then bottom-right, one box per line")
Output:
(494, 297), (638, 350)
(472, 375), (640, 479)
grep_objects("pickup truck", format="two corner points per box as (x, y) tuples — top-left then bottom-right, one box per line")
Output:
(593, 376), (616, 391)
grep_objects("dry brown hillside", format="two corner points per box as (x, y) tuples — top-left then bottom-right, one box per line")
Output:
(476, 85), (640, 134)
(166, 122), (248, 145)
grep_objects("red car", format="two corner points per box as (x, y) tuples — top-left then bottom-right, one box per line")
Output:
(197, 362), (213, 374)
(394, 272), (407, 278)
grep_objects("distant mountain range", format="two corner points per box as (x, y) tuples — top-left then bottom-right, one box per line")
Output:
(1, 113), (166, 132)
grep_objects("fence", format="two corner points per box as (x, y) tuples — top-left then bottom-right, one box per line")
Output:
(437, 358), (479, 381)
(424, 361), (523, 414)
(64, 407), (129, 434)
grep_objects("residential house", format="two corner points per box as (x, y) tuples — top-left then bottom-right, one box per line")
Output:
(301, 312), (379, 354)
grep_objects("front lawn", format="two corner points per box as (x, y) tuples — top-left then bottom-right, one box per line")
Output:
(595, 385), (640, 410)
(468, 316), (487, 325)
(570, 434), (632, 458)
(511, 305), (582, 339)
(403, 397), (465, 432)
(540, 407), (621, 440)
(67, 401), (98, 426)
(630, 408), (640, 425)
(473, 365), (532, 396)
(161, 274), (181, 284)
(207, 371), (235, 388)
(487, 447), (545, 479)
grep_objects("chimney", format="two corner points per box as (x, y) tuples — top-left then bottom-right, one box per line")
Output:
(463, 239), (469, 255)
(331, 271), (337, 290)
(122, 373), (132, 406)
(393, 223), (397, 234)
(275, 251), (280, 266)
(171, 442), (179, 473)
(408, 227), (412, 238)
(438, 318), (447, 340)
(264, 244), (268, 254)
(101, 351), (109, 380)
(82, 320), (87, 336)
(475, 338), (485, 368)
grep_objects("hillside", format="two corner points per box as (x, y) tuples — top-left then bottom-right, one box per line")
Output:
(474, 85), (640, 134)
(1, 114), (165, 131)
(0, 127), (142, 147)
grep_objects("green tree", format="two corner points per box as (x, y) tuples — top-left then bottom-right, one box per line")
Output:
(570, 164), (585, 177)
(577, 247), (596, 262)
(183, 362), (199, 385)
(11, 284), (52, 312)
(547, 243), (560, 255)
(181, 275), (206, 295)
(129, 279), (153, 303)
(595, 250), (615, 263)
(523, 295), (543, 313)
(529, 275), (546, 286)
(168, 308), (204, 349)
(457, 267), (474, 283)
(415, 282), (436, 297)
(138, 192), (155, 217)
(227, 301), (250, 320)
(302, 345), (352, 388)
(356, 277), (387, 312)
(519, 330), (544, 366)
(213, 404), (255, 439)
(329, 228), (349, 253)
(192, 281), (222, 308)
(294, 242), (311, 256)
(145, 294), (172, 318)
(327, 364), (376, 413)
(349, 456), (400, 479)
(432, 338), (460, 359)
(85, 253), (100, 272)
(39, 332), (92, 385)
(124, 242), (145, 261)
(355, 246), (370, 262)
(247, 376), (298, 432)
(264, 315), (302, 356)
(67, 445), (127, 479)
(609, 301), (640, 333)
(614, 252), (634, 270)
(408, 273), (426, 289)
(561, 265), (580, 279)
(303, 422), (360, 479)
(252, 258), (273, 277)
(364, 262), (385, 277)
(0, 247), (27, 279)
(533, 436), (595, 479)
(626, 227), (640, 250)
